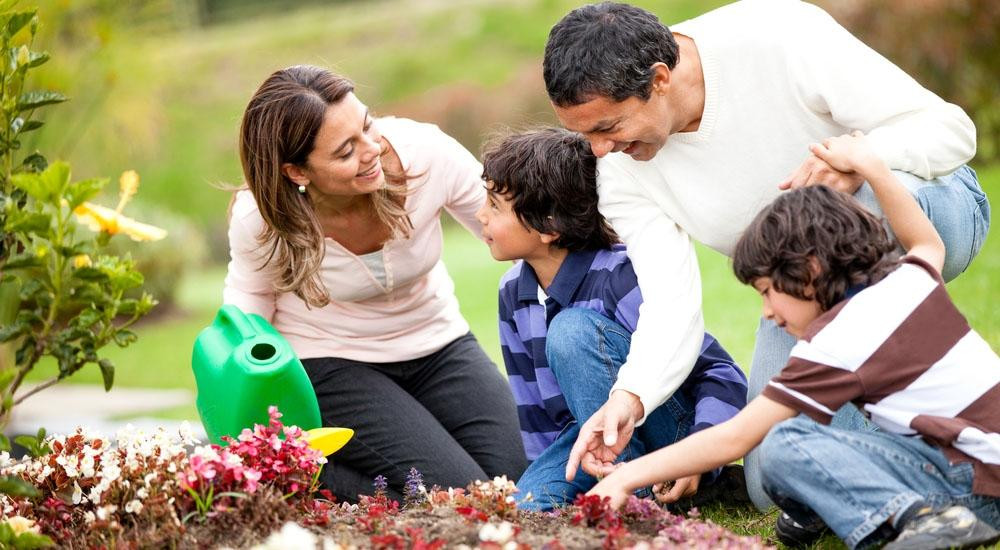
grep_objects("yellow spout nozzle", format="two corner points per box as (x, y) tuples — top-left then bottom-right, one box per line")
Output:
(304, 427), (354, 456)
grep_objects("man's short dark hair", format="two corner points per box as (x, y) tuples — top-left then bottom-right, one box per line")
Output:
(733, 186), (900, 311)
(543, 2), (679, 107)
(481, 128), (618, 252)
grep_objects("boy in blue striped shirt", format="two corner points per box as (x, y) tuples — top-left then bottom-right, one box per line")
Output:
(476, 128), (748, 510)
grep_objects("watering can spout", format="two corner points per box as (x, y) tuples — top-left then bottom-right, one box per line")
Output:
(305, 427), (354, 456)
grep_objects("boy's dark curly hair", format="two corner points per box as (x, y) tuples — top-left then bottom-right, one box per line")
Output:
(733, 186), (900, 311)
(481, 128), (618, 252)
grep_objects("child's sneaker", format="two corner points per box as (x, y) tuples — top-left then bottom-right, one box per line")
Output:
(774, 511), (829, 547)
(884, 505), (1000, 550)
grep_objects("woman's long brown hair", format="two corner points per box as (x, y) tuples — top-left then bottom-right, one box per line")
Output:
(238, 65), (412, 308)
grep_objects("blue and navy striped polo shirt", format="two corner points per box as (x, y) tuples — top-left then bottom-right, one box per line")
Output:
(498, 245), (748, 461)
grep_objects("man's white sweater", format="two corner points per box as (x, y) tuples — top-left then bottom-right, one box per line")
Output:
(599, 0), (976, 422)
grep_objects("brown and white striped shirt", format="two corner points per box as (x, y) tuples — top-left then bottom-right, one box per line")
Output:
(762, 256), (1000, 497)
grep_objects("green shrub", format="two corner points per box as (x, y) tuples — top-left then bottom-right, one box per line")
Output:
(821, 0), (1000, 162)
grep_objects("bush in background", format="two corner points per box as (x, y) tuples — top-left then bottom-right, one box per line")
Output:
(103, 202), (207, 312)
(822, 0), (1000, 162)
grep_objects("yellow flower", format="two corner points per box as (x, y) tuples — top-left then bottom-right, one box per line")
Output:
(73, 170), (167, 242)
(5, 515), (39, 535)
(73, 254), (92, 268)
(116, 170), (139, 213)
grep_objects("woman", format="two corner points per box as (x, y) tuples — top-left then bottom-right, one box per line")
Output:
(224, 65), (526, 502)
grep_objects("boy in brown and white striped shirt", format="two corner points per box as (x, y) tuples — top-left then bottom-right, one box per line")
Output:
(584, 132), (999, 550)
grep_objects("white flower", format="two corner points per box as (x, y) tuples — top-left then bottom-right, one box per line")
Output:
(251, 522), (318, 550)
(192, 446), (221, 462)
(80, 454), (96, 477)
(95, 504), (117, 521)
(124, 499), (143, 514)
(136, 487), (149, 499)
(178, 421), (199, 445)
(321, 538), (343, 550)
(83, 511), (96, 524)
(100, 462), (122, 483)
(35, 464), (54, 483)
(56, 454), (79, 477)
(479, 521), (515, 544)
(223, 452), (243, 468)
(72, 482), (84, 505)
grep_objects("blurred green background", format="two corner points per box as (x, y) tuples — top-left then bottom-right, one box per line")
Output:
(22, 0), (999, 425)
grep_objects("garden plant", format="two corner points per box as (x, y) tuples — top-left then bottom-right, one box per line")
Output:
(0, 1), (163, 545)
(0, 407), (771, 548)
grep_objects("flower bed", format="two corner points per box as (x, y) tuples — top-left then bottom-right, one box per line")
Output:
(0, 409), (770, 549)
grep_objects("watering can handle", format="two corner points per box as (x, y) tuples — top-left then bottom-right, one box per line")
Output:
(216, 304), (260, 341)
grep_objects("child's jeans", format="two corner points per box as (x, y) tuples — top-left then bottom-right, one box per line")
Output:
(760, 416), (1000, 549)
(516, 307), (695, 511)
(745, 165), (991, 511)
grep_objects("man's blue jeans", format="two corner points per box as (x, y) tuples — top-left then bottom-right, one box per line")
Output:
(516, 308), (695, 511)
(745, 165), (991, 511)
(760, 416), (1000, 549)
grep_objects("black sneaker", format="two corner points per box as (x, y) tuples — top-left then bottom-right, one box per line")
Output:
(884, 505), (1000, 550)
(667, 464), (752, 512)
(775, 511), (829, 547)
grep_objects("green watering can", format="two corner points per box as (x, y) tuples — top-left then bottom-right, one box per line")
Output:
(192, 305), (353, 456)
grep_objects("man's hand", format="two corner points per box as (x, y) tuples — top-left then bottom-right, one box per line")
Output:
(779, 150), (866, 194)
(808, 131), (884, 176)
(653, 474), (701, 504)
(565, 390), (644, 481)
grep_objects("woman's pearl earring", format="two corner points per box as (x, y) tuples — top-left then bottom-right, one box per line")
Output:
(298, 184), (306, 194)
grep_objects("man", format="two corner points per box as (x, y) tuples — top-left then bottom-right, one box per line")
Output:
(542, 0), (989, 528)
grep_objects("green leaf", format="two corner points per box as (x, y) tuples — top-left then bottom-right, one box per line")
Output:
(63, 177), (106, 210)
(0, 321), (24, 342)
(16, 90), (66, 112)
(15, 119), (42, 133)
(0, 475), (39, 498)
(8, 172), (48, 202)
(19, 152), (46, 173)
(10, 161), (69, 202)
(70, 266), (108, 281)
(4, 211), (49, 233)
(0, 369), (15, 392)
(0, 1), (20, 14)
(112, 330), (137, 348)
(74, 308), (102, 328)
(0, 253), (42, 270)
(26, 50), (47, 68)
(13, 531), (54, 549)
(0, 433), (8, 452)
(5, 10), (35, 37)
(98, 358), (114, 391)
(116, 298), (138, 316)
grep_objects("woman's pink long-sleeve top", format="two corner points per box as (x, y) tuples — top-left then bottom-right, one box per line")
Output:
(223, 117), (485, 362)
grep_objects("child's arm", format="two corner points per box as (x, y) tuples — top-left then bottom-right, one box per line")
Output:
(588, 396), (797, 508)
(809, 132), (946, 273)
(652, 334), (748, 503)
